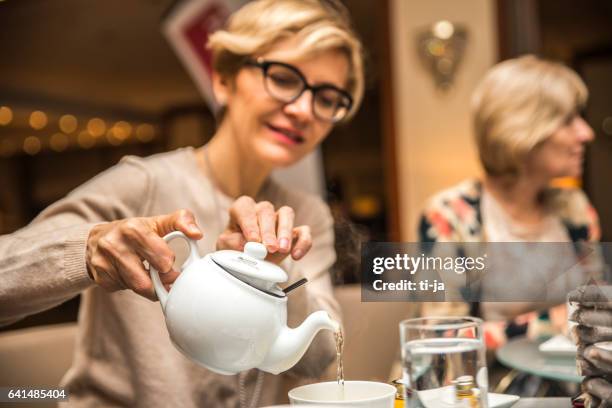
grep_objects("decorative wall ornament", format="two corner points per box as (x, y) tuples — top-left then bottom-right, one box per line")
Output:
(163, 0), (247, 114)
(416, 20), (468, 91)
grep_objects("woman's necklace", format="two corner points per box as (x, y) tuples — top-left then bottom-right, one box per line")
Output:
(203, 147), (264, 408)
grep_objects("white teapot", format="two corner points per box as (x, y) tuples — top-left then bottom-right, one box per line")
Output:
(149, 231), (339, 375)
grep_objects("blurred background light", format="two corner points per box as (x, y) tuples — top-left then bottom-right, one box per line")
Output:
(433, 20), (454, 39)
(23, 136), (42, 155)
(0, 106), (13, 126)
(29, 111), (48, 130)
(135, 123), (155, 142)
(87, 118), (106, 137)
(59, 114), (78, 134)
(112, 121), (132, 140)
(77, 131), (95, 149)
(50, 132), (70, 152)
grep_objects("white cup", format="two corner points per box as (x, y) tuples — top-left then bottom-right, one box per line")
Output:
(288, 381), (395, 407)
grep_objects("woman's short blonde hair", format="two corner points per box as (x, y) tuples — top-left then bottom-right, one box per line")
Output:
(207, 0), (364, 119)
(471, 55), (588, 177)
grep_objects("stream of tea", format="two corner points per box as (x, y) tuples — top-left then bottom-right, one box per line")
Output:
(334, 328), (345, 399)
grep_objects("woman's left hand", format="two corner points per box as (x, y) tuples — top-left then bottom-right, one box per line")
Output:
(216, 196), (312, 265)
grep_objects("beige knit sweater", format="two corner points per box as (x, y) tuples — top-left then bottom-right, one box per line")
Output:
(0, 147), (340, 407)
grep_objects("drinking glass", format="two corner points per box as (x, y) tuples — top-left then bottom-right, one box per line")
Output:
(399, 316), (488, 407)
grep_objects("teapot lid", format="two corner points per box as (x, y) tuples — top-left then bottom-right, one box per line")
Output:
(211, 242), (288, 296)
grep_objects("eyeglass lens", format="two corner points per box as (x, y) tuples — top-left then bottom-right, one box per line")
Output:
(264, 63), (350, 121)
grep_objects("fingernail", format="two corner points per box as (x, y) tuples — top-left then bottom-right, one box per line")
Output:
(189, 224), (200, 233)
(264, 240), (278, 252)
(249, 231), (259, 241)
(279, 238), (289, 251)
(161, 266), (176, 275)
(293, 249), (303, 259)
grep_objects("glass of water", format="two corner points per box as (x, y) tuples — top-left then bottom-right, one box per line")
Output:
(399, 316), (488, 408)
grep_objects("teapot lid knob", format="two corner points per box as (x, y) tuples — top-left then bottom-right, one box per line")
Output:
(244, 242), (267, 260)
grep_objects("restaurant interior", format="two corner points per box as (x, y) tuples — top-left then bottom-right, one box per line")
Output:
(1, 0), (612, 407)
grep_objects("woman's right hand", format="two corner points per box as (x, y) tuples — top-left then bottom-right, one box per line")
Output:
(86, 209), (203, 301)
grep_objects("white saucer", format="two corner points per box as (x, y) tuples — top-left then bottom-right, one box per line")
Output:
(538, 334), (577, 357)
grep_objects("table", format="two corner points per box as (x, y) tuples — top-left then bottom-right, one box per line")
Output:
(514, 398), (570, 407)
(496, 337), (582, 383)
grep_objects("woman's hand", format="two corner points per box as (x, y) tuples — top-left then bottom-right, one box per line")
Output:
(216, 196), (311, 265)
(86, 209), (203, 300)
(569, 285), (612, 407)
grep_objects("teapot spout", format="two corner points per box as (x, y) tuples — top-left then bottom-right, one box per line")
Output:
(257, 310), (339, 375)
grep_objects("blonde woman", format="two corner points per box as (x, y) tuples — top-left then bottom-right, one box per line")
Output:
(0, 0), (364, 406)
(419, 56), (601, 340)
(421, 55), (597, 245)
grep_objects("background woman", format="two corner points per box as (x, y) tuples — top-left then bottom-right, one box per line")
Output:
(0, 0), (364, 406)
(419, 56), (601, 371)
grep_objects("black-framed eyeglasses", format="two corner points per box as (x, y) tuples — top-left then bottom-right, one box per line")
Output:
(245, 58), (353, 123)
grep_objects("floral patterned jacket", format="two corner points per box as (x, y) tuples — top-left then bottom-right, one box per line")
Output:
(418, 179), (602, 346)
(419, 179), (601, 244)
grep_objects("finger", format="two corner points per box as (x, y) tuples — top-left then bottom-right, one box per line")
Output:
(276, 206), (295, 253)
(114, 251), (157, 301)
(88, 251), (123, 292)
(579, 388), (600, 408)
(586, 394), (601, 408)
(569, 285), (612, 308)
(144, 260), (180, 296)
(591, 397), (602, 408)
(121, 221), (176, 274)
(216, 231), (247, 251)
(584, 377), (612, 406)
(585, 345), (612, 372)
(256, 201), (278, 252)
(266, 251), (290, 265)
(96, 235), (132, 291)
(229, 196), (260, 242)
(291, 225), (312, 260)
(574, 324), (612, 345)
(578, 355), (610, 377)
(153, 209), (203, 240)
(574, 308), (612, 328)
(158, 269), (181, 289)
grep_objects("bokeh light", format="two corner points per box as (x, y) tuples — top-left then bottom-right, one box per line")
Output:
(112, 121), (132, 140)
(0, 106), (13, 126)
(77, 130), (95, 149)
(433, 20), (454, 40)
(23, 136), (42, 155)
(135, 123), (155, 142)
(29, 111), (48, 130)
(106, 128), (122, 146)
(59, 114), (78, 134)
(50, 133), (70, 152)
(87, 118), (106, 137)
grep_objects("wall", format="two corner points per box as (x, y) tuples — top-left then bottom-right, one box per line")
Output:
(389, 0), (498, 240)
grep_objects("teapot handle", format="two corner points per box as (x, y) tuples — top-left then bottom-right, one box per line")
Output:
(149, 231), (200, 310)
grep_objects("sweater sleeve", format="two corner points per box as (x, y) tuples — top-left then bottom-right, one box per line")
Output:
(281, 195), (340, 379)
(0, 156), (154, 326)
